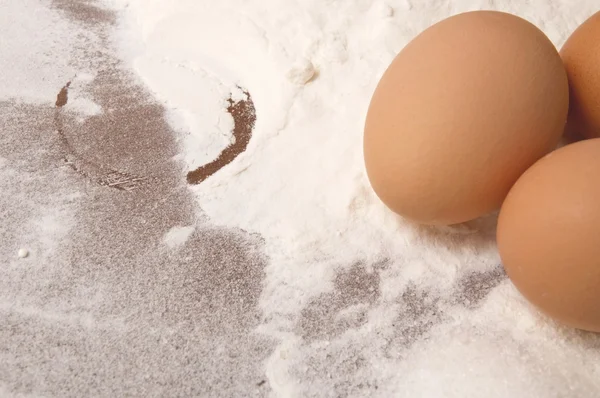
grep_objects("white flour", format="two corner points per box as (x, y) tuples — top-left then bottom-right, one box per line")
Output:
(109, 0), (600, 396)
(0, 0), (100, 109)
(0, 0), (73, 103)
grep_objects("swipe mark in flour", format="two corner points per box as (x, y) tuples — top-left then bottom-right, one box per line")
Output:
(53, 82), (150, 191)
(187, 88), (256, 184)
(55, 81), (71, 107)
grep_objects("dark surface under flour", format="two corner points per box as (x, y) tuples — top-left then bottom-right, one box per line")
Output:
(0, 1), (271, 396)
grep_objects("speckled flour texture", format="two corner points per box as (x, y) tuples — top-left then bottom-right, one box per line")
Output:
(1, 0), (600, 397)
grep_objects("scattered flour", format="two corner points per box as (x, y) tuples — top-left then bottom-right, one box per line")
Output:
(17, 248), (29, 259)
(287, 59), (317, 85)
(64, 75), (103, 116)
(163, 225), (196, 248)
(107, 0), (600, 396)
(0, 0), (97, 105)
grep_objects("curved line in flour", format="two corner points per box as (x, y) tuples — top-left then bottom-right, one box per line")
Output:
(144, 8), (273, 184)
(186, 89), (256, 185)
(53, 81), (150, 191)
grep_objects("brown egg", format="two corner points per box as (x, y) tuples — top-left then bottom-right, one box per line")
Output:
(497, 139), (600, 332)
(561, 12), (600, 139)
(364, 11), (568, 225)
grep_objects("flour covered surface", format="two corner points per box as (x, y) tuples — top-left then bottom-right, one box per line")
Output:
(1, 0), (600, 397)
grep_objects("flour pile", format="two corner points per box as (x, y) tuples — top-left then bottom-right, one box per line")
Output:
(104, 0), (600, 396)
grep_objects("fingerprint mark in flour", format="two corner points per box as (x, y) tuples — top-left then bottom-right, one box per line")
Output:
(53, 82), (151, 191)
(187, 89), (256, 184)
(453, 265), (506, 308)
(298, 263), (380, 342)
(385, 284), (442, 358)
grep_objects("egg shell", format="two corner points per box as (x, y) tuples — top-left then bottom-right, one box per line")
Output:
(561, 12), (600, 139)
(497, 139), (600, 332)
(364, 11), (568, 225)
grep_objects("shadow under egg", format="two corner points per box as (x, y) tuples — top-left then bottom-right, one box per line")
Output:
(398, 211), (499, 253)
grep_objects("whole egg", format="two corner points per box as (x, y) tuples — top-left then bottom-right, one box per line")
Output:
(364, 11), (569, 225)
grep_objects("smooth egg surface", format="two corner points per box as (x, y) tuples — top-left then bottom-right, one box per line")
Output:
(561, 12), (600, 139)
(498, 139), (600, 332)
(364, 11), (568, 225)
